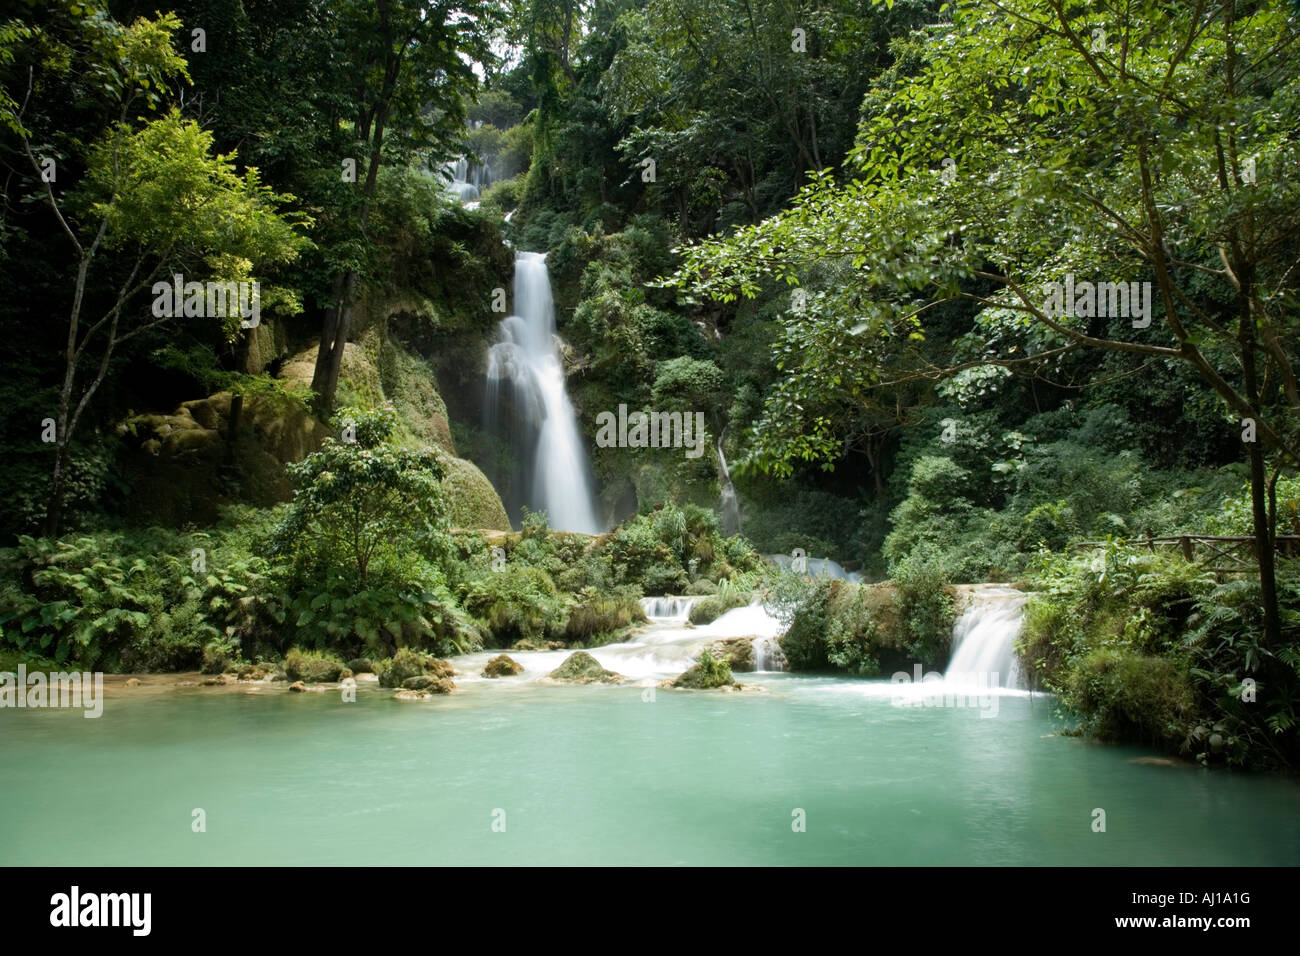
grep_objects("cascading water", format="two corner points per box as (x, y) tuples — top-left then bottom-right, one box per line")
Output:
(483, 252), (603, 534)
(442, 156), (480, 202)
(717, 430), (741, 536)
(943, 586), (1028, 689)
(639, 596), (700, 623)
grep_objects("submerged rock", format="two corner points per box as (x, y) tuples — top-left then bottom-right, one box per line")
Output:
(482, 654), (524, 678)
(394, 689), (429, 701)
(125, 678), (141, 687)
(547, 651), (624, 684)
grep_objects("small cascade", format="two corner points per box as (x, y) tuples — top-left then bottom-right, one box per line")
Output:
(751, 634), (786, 673)
(943, 587), (1028, 690)
(483, 252), (603, 534)
(717, 430), (741, 536)
(638, 596), (700, 623)
(442, 156), (480, 202)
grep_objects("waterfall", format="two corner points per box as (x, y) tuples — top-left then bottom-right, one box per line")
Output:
(717, 430), (741, 536)
(943, 587), (1027, 689)
(639, 596), (700, 623)
(442, 156), (480, 202)
(484, 252), (603, 534)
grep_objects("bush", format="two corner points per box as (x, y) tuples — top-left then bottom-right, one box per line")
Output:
(461, 566), (568, 646)
(672, 649), (734, 688)
(891, 548), (956, 668)
(564, 586), (645, 643)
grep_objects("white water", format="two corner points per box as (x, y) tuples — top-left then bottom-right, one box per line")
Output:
(442, 157), (480, 202)
(718, 431), (741, 536)
(484, 253), (603, 534)
(454, 585), (1026, 687)
(639, 596), (700, 623)
(944, 587), (1028, 690)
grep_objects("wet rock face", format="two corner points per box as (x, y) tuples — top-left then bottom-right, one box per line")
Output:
(482, 654), (524, 678)
(547, 651), (624, 684)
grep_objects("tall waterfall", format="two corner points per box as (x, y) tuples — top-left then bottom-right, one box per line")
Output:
(717, 430), (741, 536)
(944, 587), (1028, 689)
(484, 252), (603, 534)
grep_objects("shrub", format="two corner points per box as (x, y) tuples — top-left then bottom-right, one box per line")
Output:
(564, 586), (645, 643)
(891, 548), (956, 668)
(461, 566), (568, 646)
(672, 648), (734, 688)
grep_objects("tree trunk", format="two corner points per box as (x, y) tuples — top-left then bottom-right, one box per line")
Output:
(1240, 307), (1283, 648)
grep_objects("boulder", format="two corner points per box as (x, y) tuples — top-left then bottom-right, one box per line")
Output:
(394, 689), (429, 701)
(284, 652), (343, 683)
(125, 678), (141, 687)
(346, 658), (374, 675)
(707, 638), (754, 672)
(402, 675), (435, 691)
(288, 681), (307, 693)
(379, 648), (425, 688)
(425, 657), (456, 679)
(547, 651), (624, 684)
(482, 654), (524, 678)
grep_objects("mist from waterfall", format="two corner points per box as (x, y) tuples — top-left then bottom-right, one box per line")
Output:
(483, 252), (603, 534)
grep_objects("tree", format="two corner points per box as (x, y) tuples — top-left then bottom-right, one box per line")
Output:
(274, 404), (446, 590)
(669, 0), (1300, 645)
(309, 0), (501, 417)
(1, 7), (307, 536)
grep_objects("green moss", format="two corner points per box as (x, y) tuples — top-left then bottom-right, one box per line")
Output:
(283, 648), (345, 683)
(547, 650), (623, 683)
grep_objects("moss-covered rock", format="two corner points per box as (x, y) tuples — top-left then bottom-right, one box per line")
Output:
(379, 648), (426, 688)
(547, 651), (624, 684)
(438, 452), (510, 530)
(707, 638), (754, 672)
(347, 658), (374, 674)
(283, 649), (343, 683)
(672, 650), (735, 689)
(425, 657), (456, 679)
(482, 654), (524, 678)
(402, 675), (435, 690)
